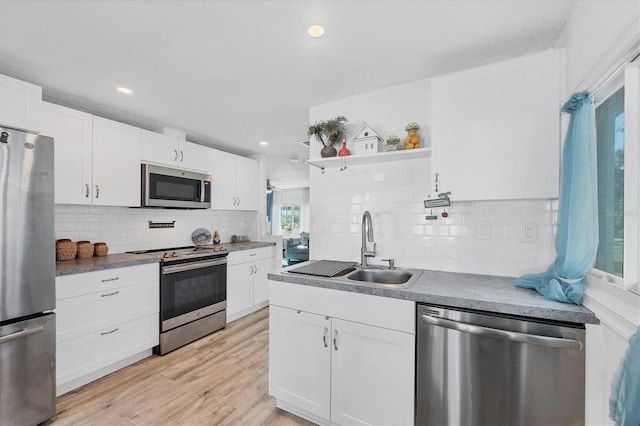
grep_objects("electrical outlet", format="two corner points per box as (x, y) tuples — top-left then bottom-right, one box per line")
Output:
(520, 222), (538, 243)
(476, 221), (491, 240)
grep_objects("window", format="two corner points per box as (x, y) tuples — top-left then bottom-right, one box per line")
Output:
(592, 59), (640, 294)
(280, 205), (301, 232)
(595, 88), (625, 277)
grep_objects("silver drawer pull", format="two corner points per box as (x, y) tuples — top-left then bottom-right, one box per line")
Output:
(333, 330), (339, 351)
(250, 253), (257, 256)
(101, 291), (119, 297)
(322, 327), (328, 348)
(101, 277), (119, 283)
(100, 327), (119, 336)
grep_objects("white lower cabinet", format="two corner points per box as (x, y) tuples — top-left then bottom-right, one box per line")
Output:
(227, 247), (275, 322)
(55, 263), (159, 395)
(269, 283), (415, 426)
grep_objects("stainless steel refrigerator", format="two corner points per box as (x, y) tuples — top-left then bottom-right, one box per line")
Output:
(0, 127), (56, 425)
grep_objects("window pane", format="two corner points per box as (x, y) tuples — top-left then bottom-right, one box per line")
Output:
(595, 87), (624, 277)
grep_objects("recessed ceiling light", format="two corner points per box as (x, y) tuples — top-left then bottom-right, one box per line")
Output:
(117, 87), (133, 95)
(259, 141), (269, 146)
(308, 25), (325, 38)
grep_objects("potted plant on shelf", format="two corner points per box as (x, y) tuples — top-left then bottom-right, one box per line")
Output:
(308, 115), (348, 158)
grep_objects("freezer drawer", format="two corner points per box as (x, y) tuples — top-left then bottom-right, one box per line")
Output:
(416, 304), (585, 426)
(0, 313), (56, 426)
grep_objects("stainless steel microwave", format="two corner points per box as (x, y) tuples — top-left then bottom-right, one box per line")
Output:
(141, 164), (211, 209)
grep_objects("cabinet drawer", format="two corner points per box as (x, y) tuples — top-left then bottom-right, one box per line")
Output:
(56, 313), (158, 387)
(228, 246), (275, 265)
(56, 263), (159, 300)
(56, 280), (159, 342)
(269, 281), (415, 334)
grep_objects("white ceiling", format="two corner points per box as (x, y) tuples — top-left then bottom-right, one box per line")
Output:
(0, 0), (576, 189)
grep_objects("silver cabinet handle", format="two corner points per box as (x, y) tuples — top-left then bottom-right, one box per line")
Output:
(180, 150), (184, 162)
(323, 327), (329, 348)
(421, 314), (583, 350)
(0, 326), (44, 345)
(85, 183), (90, 198)
(232, 197), (236, 206)
(100, 327), (119, 336)
(101, 291), (119, 297)
(249, 253), (257, 257)
(174, 149), (178, 161)
(333, 330), (339, 351)
(254, 265), (258, 274)
(95, 185), (100, 199)
(237, 197), (240, 206)
(101, 277), (119, 283)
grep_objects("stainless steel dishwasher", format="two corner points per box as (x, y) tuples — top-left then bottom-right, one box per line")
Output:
(416, 303), (586, 426)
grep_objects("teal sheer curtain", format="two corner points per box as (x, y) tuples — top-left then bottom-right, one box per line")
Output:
(515, 92), (598, 305)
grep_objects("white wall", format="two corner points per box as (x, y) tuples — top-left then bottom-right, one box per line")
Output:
(55, 205), (258, 254)
(562, 0), (640, 95)
(559, 2), (640, 425)
(309, 78), (556, 277)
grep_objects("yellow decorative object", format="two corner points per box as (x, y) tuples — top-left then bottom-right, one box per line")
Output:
(404, 122), (421, 150)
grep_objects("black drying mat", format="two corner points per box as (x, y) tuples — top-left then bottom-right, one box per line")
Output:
(288, 260), (357, 277)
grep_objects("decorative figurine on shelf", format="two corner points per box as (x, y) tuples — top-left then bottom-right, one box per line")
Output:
(385, 135), (401, 151)
(404, 122), (421, 150)
(213, 230), (221, 244)
(338, 137), (351, 156)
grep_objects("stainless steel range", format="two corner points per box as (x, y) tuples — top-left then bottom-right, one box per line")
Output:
(130, 245), (228, 354)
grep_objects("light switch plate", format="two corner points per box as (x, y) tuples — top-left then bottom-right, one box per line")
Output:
(476, 221), (491, 240)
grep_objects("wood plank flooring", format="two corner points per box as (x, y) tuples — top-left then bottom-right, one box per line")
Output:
(54, 308), (314, 425)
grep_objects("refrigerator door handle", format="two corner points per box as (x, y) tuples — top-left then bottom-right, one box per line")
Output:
(0, 326), (44, 345)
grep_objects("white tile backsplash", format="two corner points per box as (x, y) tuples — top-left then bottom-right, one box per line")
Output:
(310, 158), (557, 277)
(55, 205), (258, 254)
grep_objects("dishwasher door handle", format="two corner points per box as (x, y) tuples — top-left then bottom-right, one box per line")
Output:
(421, 314), (583, 350)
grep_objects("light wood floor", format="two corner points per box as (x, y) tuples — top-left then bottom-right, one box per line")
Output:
(54, 307), (314, 425)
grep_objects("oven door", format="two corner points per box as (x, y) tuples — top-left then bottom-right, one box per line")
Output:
(160, 257), (227, 331)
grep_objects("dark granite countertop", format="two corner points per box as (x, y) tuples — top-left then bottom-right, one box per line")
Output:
(56, 241), (276, 276)
(56, 253), (159, 276)
(268, 260), (599, 325)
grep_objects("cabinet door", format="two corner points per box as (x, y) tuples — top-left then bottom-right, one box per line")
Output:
(140, 129), (179, 166)
(252, 257), (274, 305)
(41, 102), (93, 204)
(269, 306), (331, 419)
(0, 74), (42, 133)
(92, 116), (141, 206)
(331, 319), (414, 426)
(210, 149), (237, 209)
(178, 140), (211, 173)
(431, 49), (561, 201)
(235, 155), (260, 210)
(226, 263), (253, 319)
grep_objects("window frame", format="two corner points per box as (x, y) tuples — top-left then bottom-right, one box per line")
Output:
(280, 204), (302, 233)
(589, 60), (640, 295)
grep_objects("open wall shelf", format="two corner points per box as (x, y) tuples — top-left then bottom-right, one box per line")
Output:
(306, 147), (431, 173)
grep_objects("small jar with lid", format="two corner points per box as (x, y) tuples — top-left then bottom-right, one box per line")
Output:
(76, 240), (94, 259)
(94, 242), (109, 257)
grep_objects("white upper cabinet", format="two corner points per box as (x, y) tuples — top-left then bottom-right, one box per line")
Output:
(92, 116), (141, 206)
(431, 49), (562, 201)
(0, 74), (42, 133)
(210, 149), (260, 210)
(41, 102), (93, 205)
(141, 129), (210, 172)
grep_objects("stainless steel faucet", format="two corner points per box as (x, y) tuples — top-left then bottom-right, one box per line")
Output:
(361, 210), (376, 266)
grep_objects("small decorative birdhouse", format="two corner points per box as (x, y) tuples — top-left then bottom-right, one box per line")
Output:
(351, 122), (383, 155)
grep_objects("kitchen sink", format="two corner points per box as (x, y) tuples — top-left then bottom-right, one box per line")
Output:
(347, 268), (413, 284)
(341, 266), (422, 288)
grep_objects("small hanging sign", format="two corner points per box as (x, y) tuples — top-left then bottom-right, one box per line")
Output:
(148, 220), (176, 229)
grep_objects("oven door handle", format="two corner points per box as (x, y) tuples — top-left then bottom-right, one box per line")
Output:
(162, 258), (228, 274)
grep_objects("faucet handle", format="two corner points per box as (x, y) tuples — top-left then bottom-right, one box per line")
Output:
(382, 258), (395, 269)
